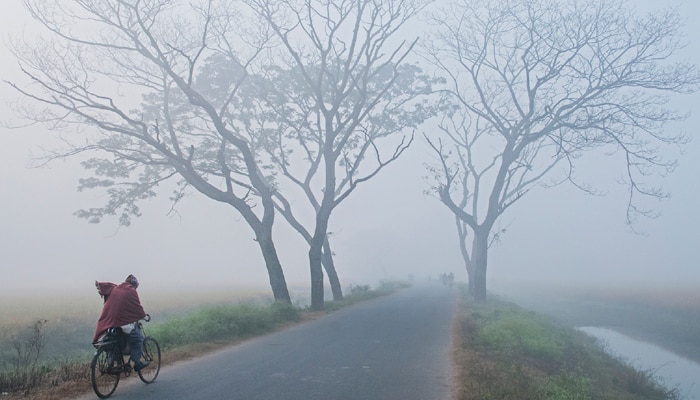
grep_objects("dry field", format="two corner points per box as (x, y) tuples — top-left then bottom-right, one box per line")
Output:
(0, 285), (278, 368)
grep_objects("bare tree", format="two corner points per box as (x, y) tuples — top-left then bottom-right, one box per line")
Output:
(422, 0), (699, 301)
(245, 0), (438, 310)
(8, 0), (293, 302)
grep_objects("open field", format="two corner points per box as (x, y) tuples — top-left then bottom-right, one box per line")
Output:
(0, 285), (278, 367)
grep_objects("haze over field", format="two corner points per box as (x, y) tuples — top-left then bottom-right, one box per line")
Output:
(0, 0), (698, 303)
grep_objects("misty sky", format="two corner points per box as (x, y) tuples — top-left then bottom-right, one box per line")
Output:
(1, 0), (698, 300)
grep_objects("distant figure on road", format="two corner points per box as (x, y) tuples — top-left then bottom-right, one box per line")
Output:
(439, 272), (454, 288)
(93, 274), (150, 372)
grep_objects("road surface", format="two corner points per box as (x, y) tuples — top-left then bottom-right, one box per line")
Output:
(77, 283), (457, 400)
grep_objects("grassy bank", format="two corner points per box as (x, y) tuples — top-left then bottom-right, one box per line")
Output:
(0, 281), (407, 399)
(497, 284), (700, 365)
(452, 286), (680, 400)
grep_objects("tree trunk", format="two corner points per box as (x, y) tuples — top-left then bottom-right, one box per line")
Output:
(471, 228), (489, 302)
(274, 197), (343, 301)
(309, 208), (331, 310)
(456, 218), (474, 295)
(323, 238), (343, 300)
(309, 235), (325, 310)
(256, 224), (291, 303)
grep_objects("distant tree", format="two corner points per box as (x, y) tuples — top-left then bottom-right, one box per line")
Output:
(246, 0), (439, 310)
(8, 0), (293, 302)
(422, 0), (699, 301)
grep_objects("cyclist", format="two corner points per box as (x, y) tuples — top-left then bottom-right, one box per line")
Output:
(93, 274), (150, 372)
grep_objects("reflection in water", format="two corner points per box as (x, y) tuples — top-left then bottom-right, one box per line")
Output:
(579, 326), (699, 400)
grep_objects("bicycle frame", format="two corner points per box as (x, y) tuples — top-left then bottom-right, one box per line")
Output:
(90, 320), (161, 398)
(95, 329), (133, 370)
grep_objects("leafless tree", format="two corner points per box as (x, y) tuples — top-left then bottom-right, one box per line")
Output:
(8, 0), (293, 302)
(245, 0), (438, 310)
(422, 0), (699, 301)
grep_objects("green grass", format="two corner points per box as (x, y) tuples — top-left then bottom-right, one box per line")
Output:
(148, 301), (300, 349)
(475, 306), (567, 362)
(147, 281), (412, 351)
(454, 286), (680, 400)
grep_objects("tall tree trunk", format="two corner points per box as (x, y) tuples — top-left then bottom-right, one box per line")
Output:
(471, 227), (489, 302)
(273, 195), (343, 301)
(323, 238), (343, 300)
(309, 209), (330, 310)
(256, 223), (291, 303)
(456, 217), (474, 295)
(309, 237), (325, 310)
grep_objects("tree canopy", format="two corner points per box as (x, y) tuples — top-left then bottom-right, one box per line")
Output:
(422, 0), (699, 300)
(8, 0), (435, 309)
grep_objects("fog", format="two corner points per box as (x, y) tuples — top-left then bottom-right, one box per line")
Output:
(1, 0), (698, 301)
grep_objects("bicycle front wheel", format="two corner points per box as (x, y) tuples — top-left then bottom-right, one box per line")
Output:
(138, 336), (161, 383)
(90, 347), (120, 398)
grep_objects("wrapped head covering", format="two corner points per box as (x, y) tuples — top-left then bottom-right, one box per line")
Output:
(126, 274), (139, 289)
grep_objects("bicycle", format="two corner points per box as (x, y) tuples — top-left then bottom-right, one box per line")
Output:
(90, 316), (161, 398)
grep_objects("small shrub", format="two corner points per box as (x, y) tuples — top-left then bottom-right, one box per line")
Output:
(348, 284), (371, 294)
(11, 320), (48, 371)
(0, 319), (50, 393)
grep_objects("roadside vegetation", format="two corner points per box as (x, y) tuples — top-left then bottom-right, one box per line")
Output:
(0, 281), (407, 399)
(452, 285), (681, 400)
(525, 285), (700, 365)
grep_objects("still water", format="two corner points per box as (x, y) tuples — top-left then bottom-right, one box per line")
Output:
(579, 326), (700, 400)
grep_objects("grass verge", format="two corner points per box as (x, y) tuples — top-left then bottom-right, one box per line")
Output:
(452, 285), (680, 400)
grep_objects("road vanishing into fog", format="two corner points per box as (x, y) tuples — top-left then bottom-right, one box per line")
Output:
(76, 283), (456, 400)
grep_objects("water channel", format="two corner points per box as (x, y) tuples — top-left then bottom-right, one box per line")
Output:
(579, 326), (700, 400)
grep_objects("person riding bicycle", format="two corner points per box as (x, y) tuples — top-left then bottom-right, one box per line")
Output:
(93, 274), (150, 372)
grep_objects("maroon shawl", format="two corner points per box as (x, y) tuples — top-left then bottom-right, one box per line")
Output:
(93, 282), (147, 342)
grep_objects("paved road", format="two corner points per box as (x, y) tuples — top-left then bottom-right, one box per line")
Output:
(77, 283), (456, 400)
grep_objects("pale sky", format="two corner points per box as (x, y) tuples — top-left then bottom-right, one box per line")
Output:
(0, 0), (698, 301)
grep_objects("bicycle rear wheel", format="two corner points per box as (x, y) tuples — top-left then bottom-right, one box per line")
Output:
(138, 336), (161, 383)
(90, 347), (120, 398)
